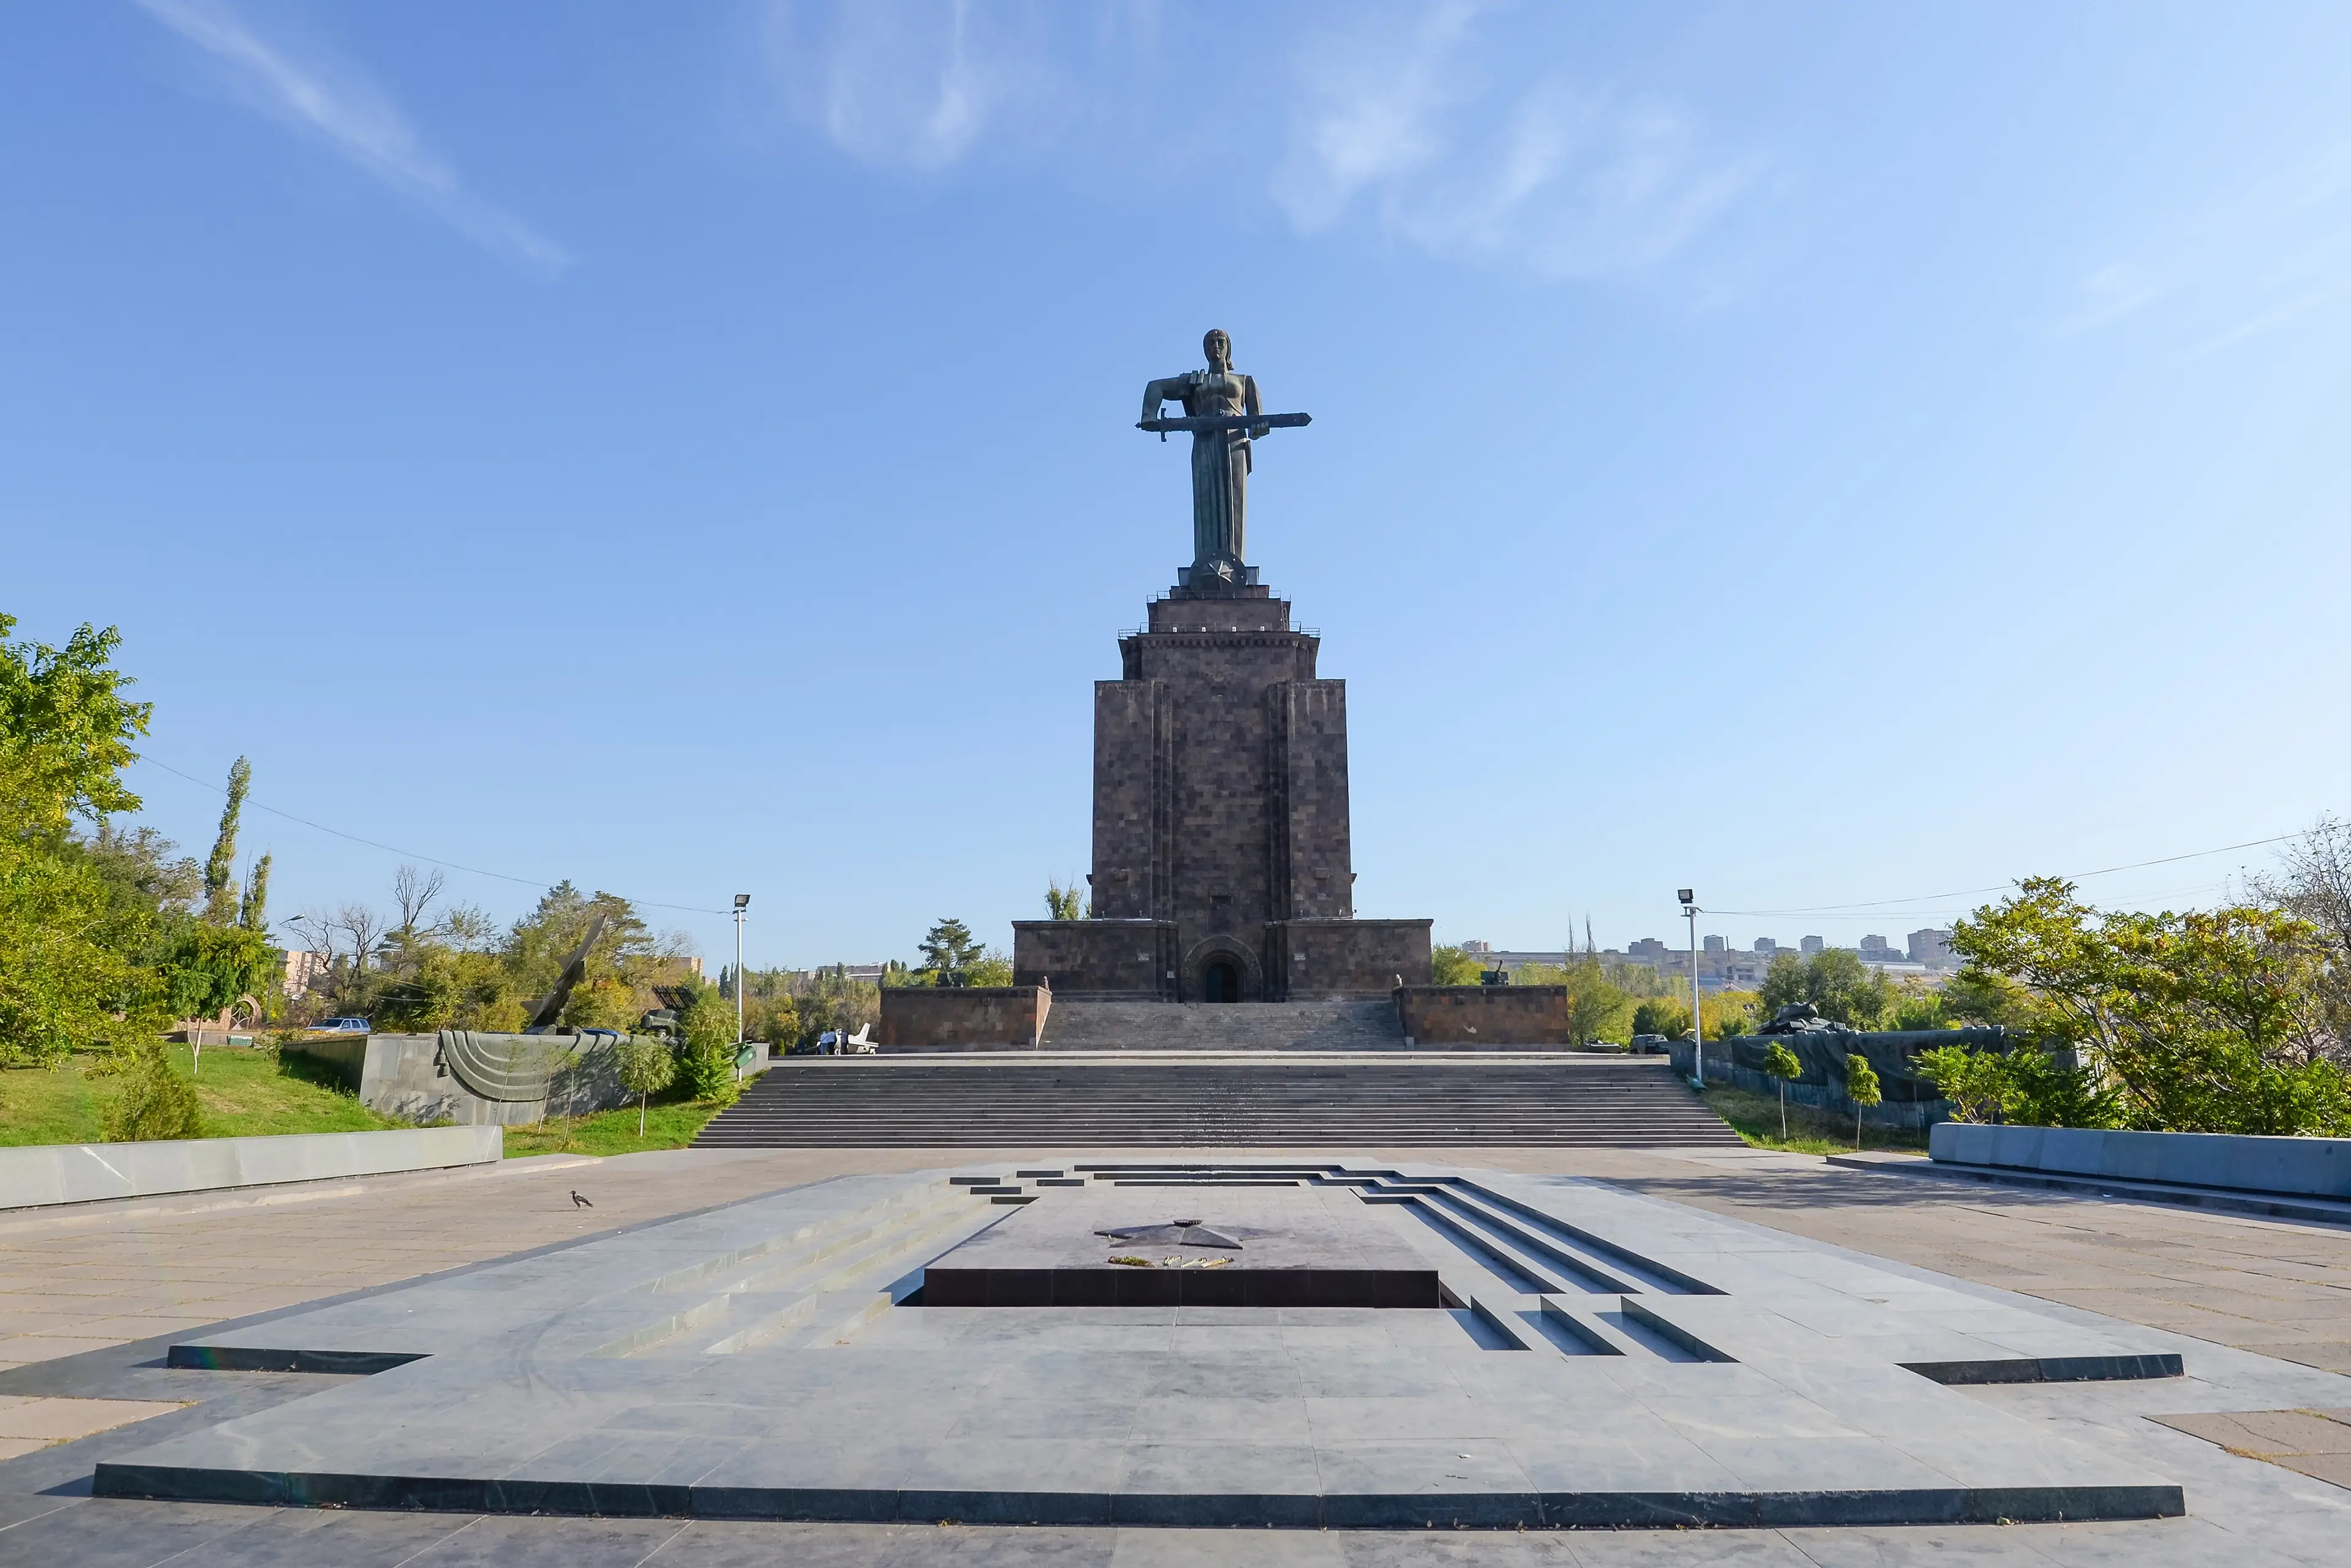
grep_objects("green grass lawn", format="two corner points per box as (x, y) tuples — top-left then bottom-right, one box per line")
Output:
(502, 1090), (728, 1158)
(0, 1045), (408, 1146)
(1699, 1081), (1929, 1157)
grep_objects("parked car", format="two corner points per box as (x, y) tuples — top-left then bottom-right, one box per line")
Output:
(315, 1017), (371, 1033)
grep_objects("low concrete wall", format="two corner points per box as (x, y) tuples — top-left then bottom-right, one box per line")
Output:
(1396, 986), (1574, 1046)
(1930, 1123), (2351, 1198)
(877, 986), (1051, 1050)
(0, 1125), (502, 1210)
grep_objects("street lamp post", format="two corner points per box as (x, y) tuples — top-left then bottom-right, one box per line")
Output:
(1679, 889), (1703, 1089)
(732, 896), (750, 1071)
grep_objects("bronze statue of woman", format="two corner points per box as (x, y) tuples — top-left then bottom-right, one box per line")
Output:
(1140, 329), (1269, 585)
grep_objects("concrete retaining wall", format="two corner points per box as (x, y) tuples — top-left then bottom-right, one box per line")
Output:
(1930, 1123), (2351, 1198)
(877, 987), (1051, 1050)
(0, 1125), (503, 1210)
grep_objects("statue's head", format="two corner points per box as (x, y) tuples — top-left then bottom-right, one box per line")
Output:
(1202, 329), (1231, 370)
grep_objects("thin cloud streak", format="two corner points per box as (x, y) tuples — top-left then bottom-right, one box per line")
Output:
(133, 0), (570, 274)
(752, 0), (1766, 290)
(2063, 137), (2351, 354)
(1270, 4), (1768, 284)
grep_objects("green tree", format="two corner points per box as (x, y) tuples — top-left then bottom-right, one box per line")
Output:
(1758, 949), (1892, 1027)
(964, 948), (1014, 988)
(0, 615), (159, 1064)
(201, 756), (250, 925)
(1761, 1041), (1801, 1139)
(1044, 879), (1086, 921)
(1632, 997), (1692, 1040)
(679, 983), (740, 1101)
(103, 1042), (204, 1141)
(1431, 945), (1483, 986)
(1913, 1043), (2009, 1125)
(155, 921), (278, 1023)
(238, 852), (272, 932)
(1704, 990), (1757, 1038)
(1844, 1052), (1881, 1148)
(614, 1033), (676, 1136)
(1952, 877), (2349, 1135)
(1887, 988), (1949, 1030)
(918, 917), (984, 985)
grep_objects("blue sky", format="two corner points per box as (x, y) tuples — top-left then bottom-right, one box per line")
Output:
(6, 2), (2350, 968)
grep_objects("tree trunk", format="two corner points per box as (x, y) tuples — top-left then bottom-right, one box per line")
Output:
(639, 1092), (648, 1137)
(1778, 1081), (1786, 1140)
(1854, 1103), (1862, 1149)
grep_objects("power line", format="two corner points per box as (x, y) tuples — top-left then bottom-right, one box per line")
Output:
(1701, 832), (2300, 918)
(135, 756), (729, 916)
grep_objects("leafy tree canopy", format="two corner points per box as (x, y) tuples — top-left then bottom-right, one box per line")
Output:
(1949, 877), (2349, 1135)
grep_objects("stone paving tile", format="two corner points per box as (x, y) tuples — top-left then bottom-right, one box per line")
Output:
(0, 1395), (185, 1442)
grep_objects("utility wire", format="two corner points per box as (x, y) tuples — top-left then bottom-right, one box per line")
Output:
(1704, 832), (2299, 918)
(136, 756), (729, 916)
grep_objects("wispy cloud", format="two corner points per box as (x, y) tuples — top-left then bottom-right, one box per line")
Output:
(133, 0), (569, 274)
(749, 1), (1764, 288)
(2062, 138), (2351, 355)
(1270, 4), (1767, 284)
(757, 0), (1084, 171)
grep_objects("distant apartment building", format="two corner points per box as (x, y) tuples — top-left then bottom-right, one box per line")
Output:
(1800, 936), (1826, 955)
(1908, 928), (1955, 967)
(1627, 937), (1670, 964)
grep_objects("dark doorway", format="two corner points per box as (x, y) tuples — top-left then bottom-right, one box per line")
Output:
(1201, 960), (1241, 1003)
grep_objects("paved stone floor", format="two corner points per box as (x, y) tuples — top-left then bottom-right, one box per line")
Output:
(1, 1142), (2346, 1563)
(1481, 1148), (2351, 1376)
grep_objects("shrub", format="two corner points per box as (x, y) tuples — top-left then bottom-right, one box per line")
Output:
(103, 1043), (204, 1141)
(679, 985), (740, 1103)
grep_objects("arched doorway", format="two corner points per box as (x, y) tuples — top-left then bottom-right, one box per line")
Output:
(1182, 935), (1262, 1002)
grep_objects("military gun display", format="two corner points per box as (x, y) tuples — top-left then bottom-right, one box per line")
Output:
(522, 909), (609, 1034)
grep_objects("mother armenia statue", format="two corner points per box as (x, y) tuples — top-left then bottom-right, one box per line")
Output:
(1139, 329), (1309, 591)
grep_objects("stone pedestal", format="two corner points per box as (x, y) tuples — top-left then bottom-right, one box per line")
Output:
(1014, 580), (1430, 1000)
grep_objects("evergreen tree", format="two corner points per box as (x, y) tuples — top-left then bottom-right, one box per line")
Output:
(201, 756), (250, 925)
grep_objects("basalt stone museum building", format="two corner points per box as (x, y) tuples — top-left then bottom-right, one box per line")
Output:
(1011, 332), (1430, 1002)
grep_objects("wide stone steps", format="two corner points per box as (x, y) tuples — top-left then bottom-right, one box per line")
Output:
(692, 1059), (1741, 1148)
(1037, 998), (1406, 1051)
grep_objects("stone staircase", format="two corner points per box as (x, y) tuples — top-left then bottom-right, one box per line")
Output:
(1037, 997), (1404, 1051)
(692, 1056), (1743, 1149)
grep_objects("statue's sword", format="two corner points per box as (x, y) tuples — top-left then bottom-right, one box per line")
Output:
(1138, 411), (1312, 442)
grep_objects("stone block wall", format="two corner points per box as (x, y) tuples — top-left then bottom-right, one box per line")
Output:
(877, 986), (1052, 1050)
(1013, 920), (1178, 997)
(1395, 985), (1574, 1045)
(1273, 918), (1433, 996)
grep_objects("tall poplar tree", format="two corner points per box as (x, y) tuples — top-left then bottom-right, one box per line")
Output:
(201, 756), (250, 925)
(238, 853), (271, 932)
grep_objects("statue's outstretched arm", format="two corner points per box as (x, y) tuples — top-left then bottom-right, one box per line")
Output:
(1140, 375), (1188, 424)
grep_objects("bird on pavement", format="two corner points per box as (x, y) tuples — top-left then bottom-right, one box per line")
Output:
(570, 1190), (593, 1208)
